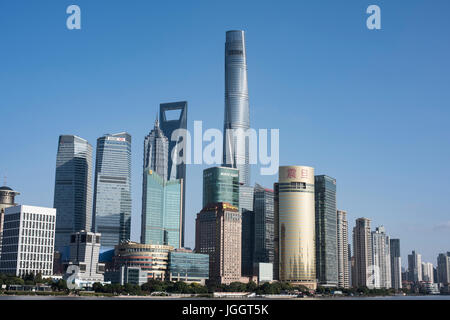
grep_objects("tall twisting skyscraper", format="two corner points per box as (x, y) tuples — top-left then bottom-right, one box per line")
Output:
(223, 30), (250, 186)
(160, 102), (187, 246)
(93, 132), (132, 248)
(54, 135), (93, 256)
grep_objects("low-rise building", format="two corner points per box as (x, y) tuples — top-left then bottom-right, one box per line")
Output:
(167, 248), (209, 284)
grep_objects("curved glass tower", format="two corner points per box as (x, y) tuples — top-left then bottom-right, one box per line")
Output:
(223, 30), (250, 186)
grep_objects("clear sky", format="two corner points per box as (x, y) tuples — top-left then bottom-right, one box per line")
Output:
(1, 0), (449, 266)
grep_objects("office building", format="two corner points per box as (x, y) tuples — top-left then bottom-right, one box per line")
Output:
(63, 231), (105, 284)
(222, 30), (251, 186)
(241, 210), (255, 276)
(353, 218), (373, 288)
(143, 118), (169, 180)
(159, 102), (188, 247)
(167, 248), (209, 284)
(113, 240), (172, 280)
(239, 184), (254, 213)
(371, 226), (391, 289)
(53, 135), (93, 255)
(195, 202), (242, 285)
(315, 175), (338, 287)
(390, 239), (402, 290)
(253, 184), (275, 265)
(274, 166), (316, 290)
(141, 169), (182, 248)
(408, 250), (422, 283)
(203, 167), (239, 208)
(337, 210), (349, 288)
(0, 205), (55, 277)
(422, 262), (434, 283)
(0, 185), (20, 259)
(104, 265), (148, 286)
(93, 132), (132, 248)
(254, 262), (273, 283)
(437, 252), (450, 284)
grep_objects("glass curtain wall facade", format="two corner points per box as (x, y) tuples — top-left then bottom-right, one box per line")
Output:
(159, 102), (187, 247)
(202, 167), (239, 208)
(253, 184), (274, 264)
(167, 249), (209, 283)
(390, 239), (402, 290)
(314, 175), (338, 287)
(241, 210), (255, 276)
(93, 132), (131, 248)
(53, 135), (93, 255)
(141, 170), (182, 248)
(222, 30), (250, 186)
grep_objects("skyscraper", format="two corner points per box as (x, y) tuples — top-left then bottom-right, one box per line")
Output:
(159, 101), (187, 247)
(390, 239), (402, 290)
(54, 135), (93, 255)
(371, 226), (391, 289)
(143, 119), (168, 180)
(202, 167), (239, 208)
(241, 210), (255, 276)
(195, 202), (242, 285)
(274, 166), (316, 290)
(314, 175), (338, 287)
(223, 30), (250, 186)
(239, 184), (254, 213)
(337, 210), (349, 288)
(141, 169), (182, 248)
(253, 184), (274, 264)
(408, 250), (422, 283)
(437, 252), (450, 284)
(93, 132), (131, 248)
(352, 217), (373, 288)
(422, 262), (434, 283)
(141, 119), (183, 247)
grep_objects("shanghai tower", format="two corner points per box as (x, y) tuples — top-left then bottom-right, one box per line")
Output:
(223, 30), (250, 186)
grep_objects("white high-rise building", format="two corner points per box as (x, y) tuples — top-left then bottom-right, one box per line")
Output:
(337, 210), (349, 288)
(0, 205), (56, 277)
(422, 262), (434, 283)
(371, 226), (391, 289)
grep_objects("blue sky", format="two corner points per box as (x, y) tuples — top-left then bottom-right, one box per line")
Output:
(1, 0), (449, 266)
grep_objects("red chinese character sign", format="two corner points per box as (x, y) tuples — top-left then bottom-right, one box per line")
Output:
(287, 168), (297, 179)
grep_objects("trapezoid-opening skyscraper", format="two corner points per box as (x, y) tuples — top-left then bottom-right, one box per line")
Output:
(223, 30), (250, 186)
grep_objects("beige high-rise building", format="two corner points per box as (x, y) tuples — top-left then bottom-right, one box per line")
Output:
(337, 210), (350, 288)
(352, 217), (374, 288)
(195, 202), (242, 285)
(274, 166), (316, 290)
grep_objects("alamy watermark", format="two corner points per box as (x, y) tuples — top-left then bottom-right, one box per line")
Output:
(168, 121), (279, 176)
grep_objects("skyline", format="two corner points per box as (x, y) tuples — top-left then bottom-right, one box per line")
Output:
(1, 0), (450, 266)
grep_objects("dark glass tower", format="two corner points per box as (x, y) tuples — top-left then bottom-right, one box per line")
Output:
(159, 101), (187, 247)
(223, 30), (250, 186)
(93, 132), (132, 248)
(253, 184), (275, 264)
(315, 175), (338, 287)
(53, 135), (93, 256)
